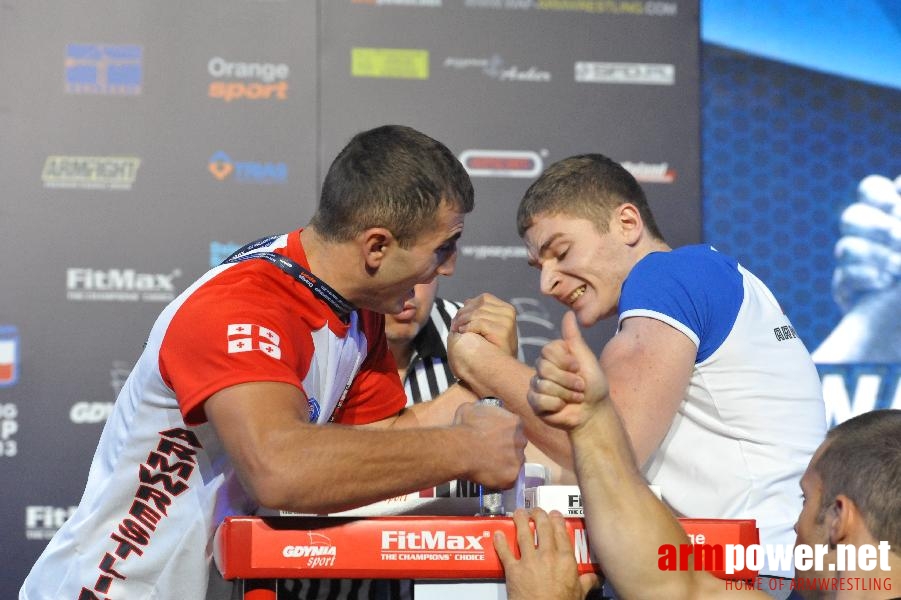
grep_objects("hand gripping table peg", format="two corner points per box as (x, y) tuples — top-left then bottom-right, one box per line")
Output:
(477, 396), (524, 516)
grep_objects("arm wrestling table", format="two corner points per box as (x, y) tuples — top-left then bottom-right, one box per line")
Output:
(214, 515), (760, 599)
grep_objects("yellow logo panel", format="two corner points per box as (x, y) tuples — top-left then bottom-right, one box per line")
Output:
(351, 48), (429, 80)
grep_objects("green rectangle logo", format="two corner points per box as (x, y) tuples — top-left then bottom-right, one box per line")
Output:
(351, 48), (430, 80)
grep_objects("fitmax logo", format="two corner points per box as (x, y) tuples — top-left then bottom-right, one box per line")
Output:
(67, 269), (177, 291)
(66, 268), (181, 302)
(381, 530), (489, 551)
(26, 506), (77, 540)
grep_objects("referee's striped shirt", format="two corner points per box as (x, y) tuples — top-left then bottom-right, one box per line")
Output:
(401, 297), (460, 406)
(281, 298), (463, 600)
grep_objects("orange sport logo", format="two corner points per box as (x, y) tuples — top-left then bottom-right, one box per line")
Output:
(207, 56), (289, 102)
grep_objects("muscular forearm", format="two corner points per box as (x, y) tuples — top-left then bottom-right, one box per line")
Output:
(571, 405), (700, 600)
(251, 423), (481, 513)
(208, 381), (524, 515)
(462, 353), (573, 469)
(373, 383), (478, 429)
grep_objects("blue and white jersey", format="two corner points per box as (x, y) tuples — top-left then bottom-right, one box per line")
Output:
(619, 245), (826, 578)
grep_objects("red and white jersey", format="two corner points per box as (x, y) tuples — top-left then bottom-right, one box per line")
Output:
(20, 231), (406, 600)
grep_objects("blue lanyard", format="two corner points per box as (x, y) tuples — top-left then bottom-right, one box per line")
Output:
(222, 236), (356, 323)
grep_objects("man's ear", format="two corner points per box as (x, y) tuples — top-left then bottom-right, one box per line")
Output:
(360, 228), (394, 270)
(613, 203), (643, 245)
(826, 494), (857, 547)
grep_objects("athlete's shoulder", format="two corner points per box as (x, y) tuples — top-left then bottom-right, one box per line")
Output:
(632, 244), (737, 276)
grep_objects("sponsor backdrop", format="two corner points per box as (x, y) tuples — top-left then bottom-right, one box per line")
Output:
(0, 0), (700, 587)
(1, 1), (700, 587)
(7, 0), (896, 591)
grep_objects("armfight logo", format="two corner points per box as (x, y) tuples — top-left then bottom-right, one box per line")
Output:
(66, 268), (182, 302)
(42, 156), (141, 190)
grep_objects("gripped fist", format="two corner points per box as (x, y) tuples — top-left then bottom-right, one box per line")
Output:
(453, 401), (526, 490)
(450, 293), (519, 357)
(528, 311), (608, 431)
(832, 174), (901, 313)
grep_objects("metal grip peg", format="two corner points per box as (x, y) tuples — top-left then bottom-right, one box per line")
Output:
(478, 396), (508, 516)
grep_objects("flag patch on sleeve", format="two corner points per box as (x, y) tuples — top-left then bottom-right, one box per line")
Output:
(227, 324), (282, 360)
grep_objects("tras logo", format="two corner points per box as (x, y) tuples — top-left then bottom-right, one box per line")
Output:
(209, 152), (288, 184)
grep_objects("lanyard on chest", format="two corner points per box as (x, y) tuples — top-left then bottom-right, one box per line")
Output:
(222, 235), (356, 323)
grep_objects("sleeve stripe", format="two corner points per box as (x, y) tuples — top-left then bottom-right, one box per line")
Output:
(619, 309), (701, 348)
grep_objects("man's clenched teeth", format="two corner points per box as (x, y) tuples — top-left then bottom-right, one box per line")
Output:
(568, 285), (586, 304)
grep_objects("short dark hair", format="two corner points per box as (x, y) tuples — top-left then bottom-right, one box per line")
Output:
(311, 125), (473, 247)
(516, 153), (663, 240)
(813, 409), (901, 551)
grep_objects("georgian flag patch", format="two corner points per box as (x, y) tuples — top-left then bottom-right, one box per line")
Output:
(227, 324), (282, 359)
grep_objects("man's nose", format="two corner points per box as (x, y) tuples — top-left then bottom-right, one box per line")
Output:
(539, 265), (558, 295)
